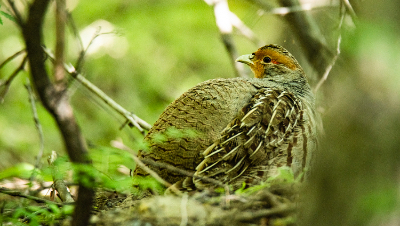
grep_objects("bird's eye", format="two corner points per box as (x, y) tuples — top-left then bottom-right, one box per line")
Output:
(263, 57), (272, 63)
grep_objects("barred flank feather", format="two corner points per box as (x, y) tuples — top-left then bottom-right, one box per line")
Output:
(193, 89), (314, 189)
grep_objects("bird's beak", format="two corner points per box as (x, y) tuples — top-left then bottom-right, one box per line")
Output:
(236, 54), (254, 66)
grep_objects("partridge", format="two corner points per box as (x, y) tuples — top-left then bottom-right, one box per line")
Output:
(134, 44), (317, 190)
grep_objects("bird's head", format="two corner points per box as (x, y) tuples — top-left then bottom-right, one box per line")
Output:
(236, 44), (304, 79)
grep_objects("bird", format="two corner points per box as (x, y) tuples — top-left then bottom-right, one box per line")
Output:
(133, 44), (317, 191)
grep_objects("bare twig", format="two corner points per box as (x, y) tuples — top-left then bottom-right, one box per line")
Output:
(262, 190), (283, 207)
(0, 49), (25, 70)
(0, 187), (71, 207)
(54, 0), (66, 83)
(69, 20), (116, 75)
(43, 47), (151, 134)
(140, 158), (228, 189)
(277, 0), (334, 77)
(0, 56), (27, 103)
(6, 0), (24, 26)
(67, 12), (84, 52)
(111, 140), (182, 196)
(204, 0), (248, 78)
(114, 140), (230, 191)
(75, 29), (116, 73)
(25, 79), (45, 182)
(229, 12), (264, 47)
(314, 37), (341, 93)
(65, 12), (85, 74)
(341, 0), (357, 22)
(75, 27), (100, 73)
(314, 5), (345, 93)
(233, 203), (296, 221)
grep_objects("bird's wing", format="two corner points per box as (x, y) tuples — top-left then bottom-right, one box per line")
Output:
(193, 88), (304, 189)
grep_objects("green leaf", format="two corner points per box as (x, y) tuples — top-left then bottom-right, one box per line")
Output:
(0, 163), (34, 180)
(61, 205), (75, 215)
(132, 176), (163, 193)
(265, 166), (295, 184)
(0, 11), (16, 22)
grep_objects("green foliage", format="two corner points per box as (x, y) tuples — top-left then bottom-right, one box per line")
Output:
(88, 145), (136, 191)
(5, 204), (72, 226)
(0, 163), (34, 180)
(132, 176), (164, 195)
(355, 186), (398, 219)
(0, 5), (15, 25)
(0, 0), (251, 171)
(265, 166), (296, 184)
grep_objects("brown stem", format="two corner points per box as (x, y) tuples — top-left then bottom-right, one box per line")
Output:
(54, 0), (66, 84)
(0, 49), (25, 70)
(22, 0), (94, 225)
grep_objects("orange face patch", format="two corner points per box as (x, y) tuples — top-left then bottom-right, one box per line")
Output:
(245, 47), (299, 78)
(254, 48), (297, 71)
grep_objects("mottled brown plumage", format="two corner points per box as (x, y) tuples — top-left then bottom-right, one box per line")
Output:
(134, 44), (317, 190)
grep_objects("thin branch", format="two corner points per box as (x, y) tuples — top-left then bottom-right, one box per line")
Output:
(43, 47), (151, 134)
(74, 28), (116, 73)
(54, 0), (66, 83)
(314, 36), (341, 93)
(67, 12), (84, 53)
(140, 158), (228, 189)
(111, 140), (182, 196)
(229, 12), (264, 47)
(281, 0), (333, 76)
(65, 12), (86, 74)
(74, 26), (101, 73)
(204, 0), (248, 78)
(25, 78), (45, 183)
(6, 0), (24, 26)
(0, 56), (27, 103)
(341, 0), (357, 22)
(256, 190), (283, 208)
(113, 140), (229, 189)
(233, 203), (296, 221)
(314, 5), (345, 93)
(0, 187), (71, 207)
(0, 49), (25, 70)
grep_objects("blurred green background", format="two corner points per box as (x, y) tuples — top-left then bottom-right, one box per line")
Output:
(0, 0), (340, 170)
(1, 0), (400, 224)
